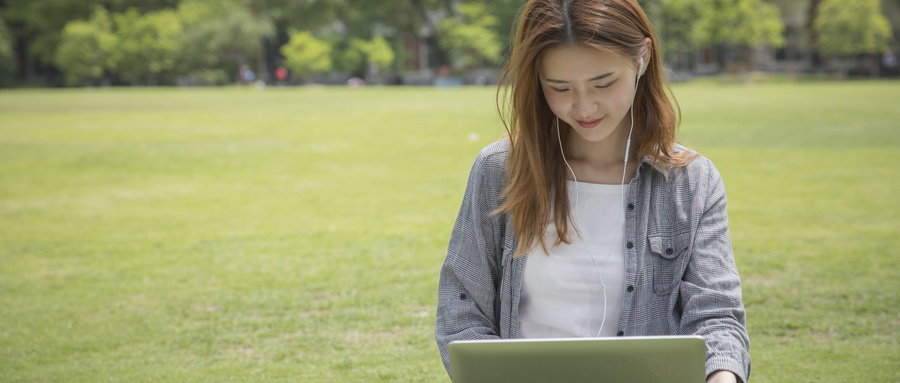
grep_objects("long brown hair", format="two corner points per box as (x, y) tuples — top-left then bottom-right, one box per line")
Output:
(495, 0), (696, 257)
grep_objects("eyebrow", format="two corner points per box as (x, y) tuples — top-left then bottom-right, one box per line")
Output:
(544, 72), (614, 84)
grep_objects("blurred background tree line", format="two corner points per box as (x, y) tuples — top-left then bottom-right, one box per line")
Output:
(0, 0), (897, 87)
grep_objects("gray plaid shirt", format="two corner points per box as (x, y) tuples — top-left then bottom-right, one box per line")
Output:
(435, 139), (751, 382)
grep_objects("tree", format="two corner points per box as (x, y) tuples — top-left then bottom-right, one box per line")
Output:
(883, 0), (900, 48)
(0, 0), (178, 82)
(658, 0), (703, 71)
(474, 0), (524, 58)
(0, 16), (17, 87)
(109, 9), (182, 85)
(176, 0), (275, 85)
(1, 0), (526, 84)
(345, 36), (395, 83)
(814, 0), (892, 77)
(54, 6), (117, 86)
(275, 0), (456, 69)
(280, 31), (331, 81)
(814, 0), (891, 57)
(437, 2), (503, 70)
(359, 36), (395, 71)
(691, 0), (786, 73)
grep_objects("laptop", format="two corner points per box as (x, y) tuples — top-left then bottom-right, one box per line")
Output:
(448, 336), (706, 383)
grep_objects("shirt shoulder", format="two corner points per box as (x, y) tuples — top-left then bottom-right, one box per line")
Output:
(474, 138), (510, 170)
(467, 138), (510, 190)
(662, 144), (723, 186)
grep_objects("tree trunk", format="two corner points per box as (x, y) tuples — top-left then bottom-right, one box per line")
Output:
(807, 0), (824, 73)
(740, 45), (755, 82)
(716, 44), (728, 74)
(412, 0), (450, 69)
(14, 36), (32, 82)
(258, 36), (270, 83)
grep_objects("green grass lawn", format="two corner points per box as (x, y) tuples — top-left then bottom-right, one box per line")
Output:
(1, 81), (898, 382)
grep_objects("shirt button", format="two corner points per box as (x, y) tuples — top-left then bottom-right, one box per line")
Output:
(616, 331), (624, 336)
(626, 203), (635, 211)
(666, 248), (674, 255)
(626, 241), (634, 249)
(459, 293), (467, 300)
(627, 285), (634, 292)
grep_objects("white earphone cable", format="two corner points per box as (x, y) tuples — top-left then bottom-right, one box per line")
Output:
(555, 58), (640, 337)
(557, 117), (618, 337)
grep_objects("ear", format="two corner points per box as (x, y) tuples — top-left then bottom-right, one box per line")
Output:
(639, 37), (652, 77)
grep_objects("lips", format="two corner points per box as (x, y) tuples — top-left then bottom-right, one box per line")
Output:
(577, 118), (602, 129)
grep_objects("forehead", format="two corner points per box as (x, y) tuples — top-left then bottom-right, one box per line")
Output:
(539, 44), (628, 79)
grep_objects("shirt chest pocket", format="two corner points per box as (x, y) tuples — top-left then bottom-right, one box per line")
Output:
(648, 232), (692, 295)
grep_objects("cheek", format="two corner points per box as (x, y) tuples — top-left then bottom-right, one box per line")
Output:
(597, 87), (633, 117)
(542, 90), (568, 117)
(615, 82), (638, 110)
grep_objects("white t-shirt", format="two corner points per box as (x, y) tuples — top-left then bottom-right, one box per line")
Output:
(518, 181), (627, 338)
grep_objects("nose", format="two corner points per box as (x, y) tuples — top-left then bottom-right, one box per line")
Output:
(573, 94), (598, 120)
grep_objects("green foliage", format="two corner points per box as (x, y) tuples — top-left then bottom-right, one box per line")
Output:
(691, 0), (785, 48)
(332, 35), (395, 76)
(54, 6), (117, 86)
(50, 2), (270, 86)
(360, 36), (395, 71)
(176, 0), (275, 84)
(0, 16), (17, 87)
(332, 0), (444, 39)
(109, 9), (182, 84)
(349, 36), (395, 72)
(280, 31), (332, 79)
(437, 2), (503, 69)
(333, 38), (365, 74)
(264, 0), (341, 36)
(481, 0), (526, 51)
(9, 0), (900, 84)
(0, 0), (178, 67)
(814, 0), (892, 56)
(659, 0), (701, 52)
(331, 35), (396, 82)
(1, 0), (101, 67)
(302, 0), (509, 69)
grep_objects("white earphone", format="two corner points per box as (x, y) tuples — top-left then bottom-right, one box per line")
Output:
(623, 56), (641, 172)
(554, 53), (644, 337)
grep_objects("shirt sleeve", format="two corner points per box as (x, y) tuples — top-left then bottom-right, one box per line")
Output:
(434, 147), (507, 377)
(679, 160), (752, 382)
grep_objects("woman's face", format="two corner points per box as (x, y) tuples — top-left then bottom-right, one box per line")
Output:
(539, 44), (641, 147)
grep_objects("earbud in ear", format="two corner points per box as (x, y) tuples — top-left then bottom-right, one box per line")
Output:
(638, 57), (644, 78)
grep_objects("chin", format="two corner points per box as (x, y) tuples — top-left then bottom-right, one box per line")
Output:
(571, 129), (616, 143)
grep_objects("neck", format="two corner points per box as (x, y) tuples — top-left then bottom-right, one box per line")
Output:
(561, 116), (639, 185)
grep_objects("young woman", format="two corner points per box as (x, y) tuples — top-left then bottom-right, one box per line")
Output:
(435, 0), (750, 382)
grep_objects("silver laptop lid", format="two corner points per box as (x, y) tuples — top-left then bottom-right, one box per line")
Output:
(448, 336), (706, 383)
